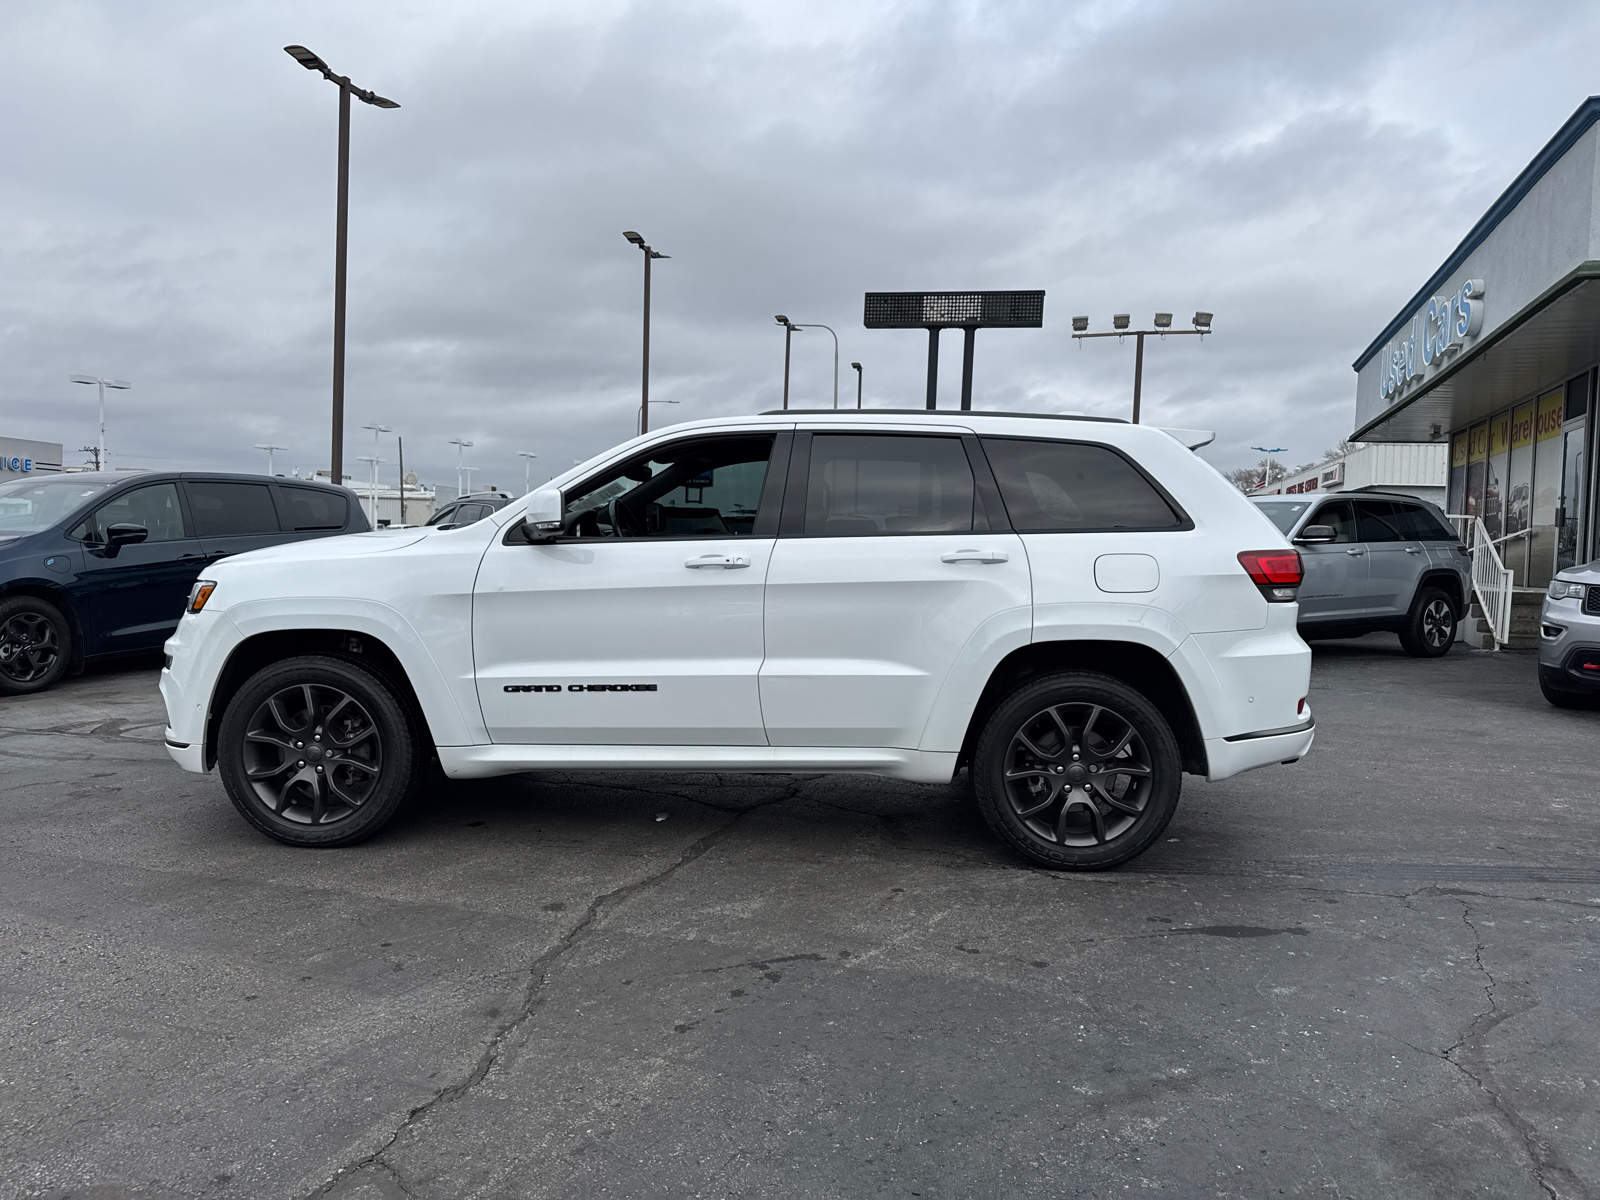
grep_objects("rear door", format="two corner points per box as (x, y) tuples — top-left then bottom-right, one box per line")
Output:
(71, 481), (207, 654)
(1295, 499), (1369, 622)
(185, 479), (289, 563)
(1356, 499), (1424, 617)
(760, 431), (1029, 748)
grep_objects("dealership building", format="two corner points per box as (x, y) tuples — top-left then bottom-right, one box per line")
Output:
(0, 437), (64, 483)
(1352, 95), (1600, 588)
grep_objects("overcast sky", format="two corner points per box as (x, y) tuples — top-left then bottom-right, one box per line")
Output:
(3, 0), (1598, 496)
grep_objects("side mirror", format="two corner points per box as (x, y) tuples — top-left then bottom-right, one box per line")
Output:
(1295, 524), (1336, 545)
(101, 522), (149, 558)
(518, 486), (564, 543)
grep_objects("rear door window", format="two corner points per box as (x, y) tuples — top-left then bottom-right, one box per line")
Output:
(279, 485), (348, 530)
(186, 482), (281, 537)
(804, 435), (974, 536)
(981, 437), (1182, 532)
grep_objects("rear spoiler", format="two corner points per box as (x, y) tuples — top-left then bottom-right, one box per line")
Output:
(1160, 427), (1216, 450)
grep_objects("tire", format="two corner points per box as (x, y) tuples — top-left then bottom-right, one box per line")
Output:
(1539, 677), (1597, 710)
(0, 595), (73, 696)
(217, 654), (423, 847)
(973, 672), (1182, 870)
(1398, 587), (1457, 658)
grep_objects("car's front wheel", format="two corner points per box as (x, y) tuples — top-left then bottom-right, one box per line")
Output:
(973, 672), (1182, 870)
(217, 655), (423, 847)
(1398, 587), (1457, 658)
(0, 595), (73, 696)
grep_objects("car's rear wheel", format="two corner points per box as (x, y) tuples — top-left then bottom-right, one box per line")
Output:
(973, 672), (1182, 870)
(1398, 587), (1456, 658)
(0, 595), (73, 696)
(217, 655), (422, 847)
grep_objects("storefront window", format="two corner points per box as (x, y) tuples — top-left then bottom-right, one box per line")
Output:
(1465, 421), (1488, 526)
(1447, 432), (1468, 518)
(1484, 411), (1509, 542)
(1558, 421), (1587, 571)
(1532, 388), (1566, 583)
(1506, 402), (1535, 582)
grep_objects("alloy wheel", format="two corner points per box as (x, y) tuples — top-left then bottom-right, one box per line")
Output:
(1422, 598), (1454, 649)
(241, 683), (384, 825)
(0, 612), (60, 684)
(1003, 702), (1153, 847)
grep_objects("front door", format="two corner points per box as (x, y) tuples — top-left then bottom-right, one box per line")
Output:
(473, 432), (787, 745)
(72, 481), (207, 654)
(761, 432), (1030, 748)
(1296, 499), (1369, 622)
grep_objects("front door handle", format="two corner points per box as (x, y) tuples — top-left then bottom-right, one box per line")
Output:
(941, 549), (1009, 564)
(685, 554), (750, 569)
(1404, 547), (1422, 554)
(1345, 548), (1366, 556)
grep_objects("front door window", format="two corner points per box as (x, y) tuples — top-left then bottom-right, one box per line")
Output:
(563, 437), (773, 539)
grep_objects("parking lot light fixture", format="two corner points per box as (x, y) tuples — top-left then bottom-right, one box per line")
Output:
(518, 451), (539, 495)
(1072, 311), (1213, 423)
(254, 444), (288, 475)
(283, 44), (400, 489)
(786, 322), (840, 408)
(448, 438), (473, 498)
(851, 361), (863, 408)
(1193, 311), (1213, 330)
(624, 231), (670, 436)
(1154, 313), (1172, 330)
(1071, 316), (1089, 333)
(775, 316), (801, 409)
(70, 375), (131, 471)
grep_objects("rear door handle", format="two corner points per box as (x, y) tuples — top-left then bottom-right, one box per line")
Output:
(1405, 547), (1423, 554)
(685, 554), (750, 569)
(1345, 548), (1366, 556)
(941, 549), (1009, 564)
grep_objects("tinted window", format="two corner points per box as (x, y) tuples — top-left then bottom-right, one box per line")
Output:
(562, 436), (774, 538)
(1255, 500), (1313, 535)
(1312, 500), (1358, 543)
(425, 503), (458, 527)
(453, 504), (490, 526)
(280, 485), (348, 530)
(1391, 502), (1457, 541)
(805, 435), (973, 536)
(1356, 500), (1403, 543)
(981, 438), (1180, 532)
(0, 477), (114, 533)
(73, 483), (188, 544)
(187, 482), (280, 537)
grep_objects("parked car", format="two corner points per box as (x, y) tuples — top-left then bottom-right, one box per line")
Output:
(161, 410), (1316, 870)
(0, 471), (366, 696)
(1538, 562), (1600, 707)
(425, 490), (512, 530)
(1251, 491), (1470, 657)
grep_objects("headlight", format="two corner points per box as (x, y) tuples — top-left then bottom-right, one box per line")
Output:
(187, 579), (217, 613)
(1547, 579), (1587, 601)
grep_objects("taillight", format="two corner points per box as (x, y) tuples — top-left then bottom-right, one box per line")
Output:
(1454, 544), (1470, 557)
(1238, 550), (1302, 602)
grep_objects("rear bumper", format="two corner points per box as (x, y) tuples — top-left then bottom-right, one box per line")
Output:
(1204, 716), (1315, 781)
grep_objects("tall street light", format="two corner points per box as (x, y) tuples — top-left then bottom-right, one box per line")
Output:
(69, 376), (131, 471)
(1071, 311), (1212, 423)
(623, 231), (670, 436)
(448, 438), (473, 498)
(851, 362), (863, 409)
(284, 44), (399, 488)
(518, 451), (539, 495)
(254, 443), (288, 474)
(775, 316), (800, 409)
(358, 454), (386, 521)
(785, 321), (839, 408)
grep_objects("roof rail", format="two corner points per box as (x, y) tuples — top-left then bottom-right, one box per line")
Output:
(758, 408), (1126, 423)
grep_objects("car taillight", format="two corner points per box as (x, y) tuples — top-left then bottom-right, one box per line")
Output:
(1455, 545), (1470, 557)
(1238, 550), (1302, 602)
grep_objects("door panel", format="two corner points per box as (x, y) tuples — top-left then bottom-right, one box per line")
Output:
(72, 482), (205, 654)
(1296, 499), (1368, 622)
(1357, 500), (1423, 616)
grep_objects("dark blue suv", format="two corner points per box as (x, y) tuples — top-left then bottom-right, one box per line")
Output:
(0, 471), (367, 695)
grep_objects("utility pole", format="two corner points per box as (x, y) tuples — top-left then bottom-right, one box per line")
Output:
(623, 232), (670, 436)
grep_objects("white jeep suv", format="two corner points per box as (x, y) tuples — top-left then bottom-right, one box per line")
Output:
(161, 410), (1314, 870)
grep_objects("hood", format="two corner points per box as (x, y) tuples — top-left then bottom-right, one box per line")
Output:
(213, 530), (428, 568)
(1555, 558), (1600, 583)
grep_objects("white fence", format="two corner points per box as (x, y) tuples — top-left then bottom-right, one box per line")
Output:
(1447, 514), (1513, 646)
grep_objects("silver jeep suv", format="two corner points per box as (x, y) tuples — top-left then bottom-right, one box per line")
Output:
(1252, 491), (1471, 657)
(1539, 560), (1600, 707)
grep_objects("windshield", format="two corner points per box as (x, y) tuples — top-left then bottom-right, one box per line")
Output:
(0, 476), (115, 533)
(1254, 500), (1312, 535)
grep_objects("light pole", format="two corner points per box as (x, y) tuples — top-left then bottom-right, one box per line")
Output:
(775, 315), (800, 409)
(785, 322), (839, 408)
(1071, 311), (1212, 423)
(69, 376), (131, 471)
(254, 443), (288, 474)
(284, 44), (399, 489)
(623, 231), (670, 436)
(518, 451), (539, 495)
(1251, 446), (1288, 492)
(448, 438), (473, 498)
(358, 454), (385, 521)
(851, 362), (863, 408)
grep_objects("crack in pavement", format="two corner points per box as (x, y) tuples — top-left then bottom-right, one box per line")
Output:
(1438, 901), (1589, 1200)
(303, 783), (801, 1200)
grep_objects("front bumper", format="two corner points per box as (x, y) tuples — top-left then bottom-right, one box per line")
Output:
(1537, 595), (1600, 692)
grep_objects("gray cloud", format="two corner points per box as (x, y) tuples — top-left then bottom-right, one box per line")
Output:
(2, 0), (1597, 493)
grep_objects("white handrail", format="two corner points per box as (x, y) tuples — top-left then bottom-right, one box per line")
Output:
(1446, 514), (1513, 646)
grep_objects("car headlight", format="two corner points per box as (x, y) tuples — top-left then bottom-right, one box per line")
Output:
(187, 579), (217, 613)
(1547, 579), (1587, 601)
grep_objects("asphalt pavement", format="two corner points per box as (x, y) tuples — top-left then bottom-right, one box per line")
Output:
(2, 636), (1597, 1200)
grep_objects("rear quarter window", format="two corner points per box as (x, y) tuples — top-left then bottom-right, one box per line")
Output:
(980, 437), (1186, 532)
(280, 485), (349, 531)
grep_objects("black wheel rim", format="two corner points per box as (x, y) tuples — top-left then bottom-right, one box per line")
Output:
(1422, 598), (1453, 649)
(241, 684), (384, 825)
(1003, 702), (1154, 848)
(0, 612), (60, 683)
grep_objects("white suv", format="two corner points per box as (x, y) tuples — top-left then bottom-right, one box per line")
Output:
(161, 411), (1314, 870)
